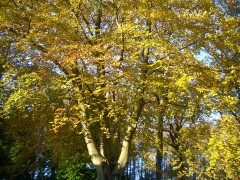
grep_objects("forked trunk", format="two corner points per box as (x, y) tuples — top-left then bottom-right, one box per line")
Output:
(82, 100), (143, 180)
(83, 123), (135, 180)
(87, 124), (136, 180)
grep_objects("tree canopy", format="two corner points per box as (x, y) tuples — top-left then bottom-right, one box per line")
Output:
(0, 0), (239, 179)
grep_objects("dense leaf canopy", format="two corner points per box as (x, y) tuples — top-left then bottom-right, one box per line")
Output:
(0, 0), (239, 179)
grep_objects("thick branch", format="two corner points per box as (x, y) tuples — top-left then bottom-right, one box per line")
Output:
(113, 99), (144, 177)
(81, 106), (104, 166)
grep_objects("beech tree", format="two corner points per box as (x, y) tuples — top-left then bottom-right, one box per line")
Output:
(1, 0), (239, 179)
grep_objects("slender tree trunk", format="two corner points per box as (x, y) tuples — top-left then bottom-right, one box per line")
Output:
(133, 157), (136, 180)
(156, 116), (164, 180)
(156, 148), (163, 180)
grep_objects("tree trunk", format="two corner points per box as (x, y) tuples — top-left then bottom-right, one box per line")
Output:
(156, 148), (163, 180)
(156, 116), (164, 180)
(95, 163), (111, 180)
(82, 95), (144, 180)
(112, 124), (137, 179)
(83, 121), (137, 180)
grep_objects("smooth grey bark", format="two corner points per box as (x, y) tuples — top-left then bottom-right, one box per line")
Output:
(82, 100), (143, 180)
(83, 123), (108, 180)
(81, 92), (144, 179)
(83, 122), (138, 180)
(112, 123), (137, 179)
